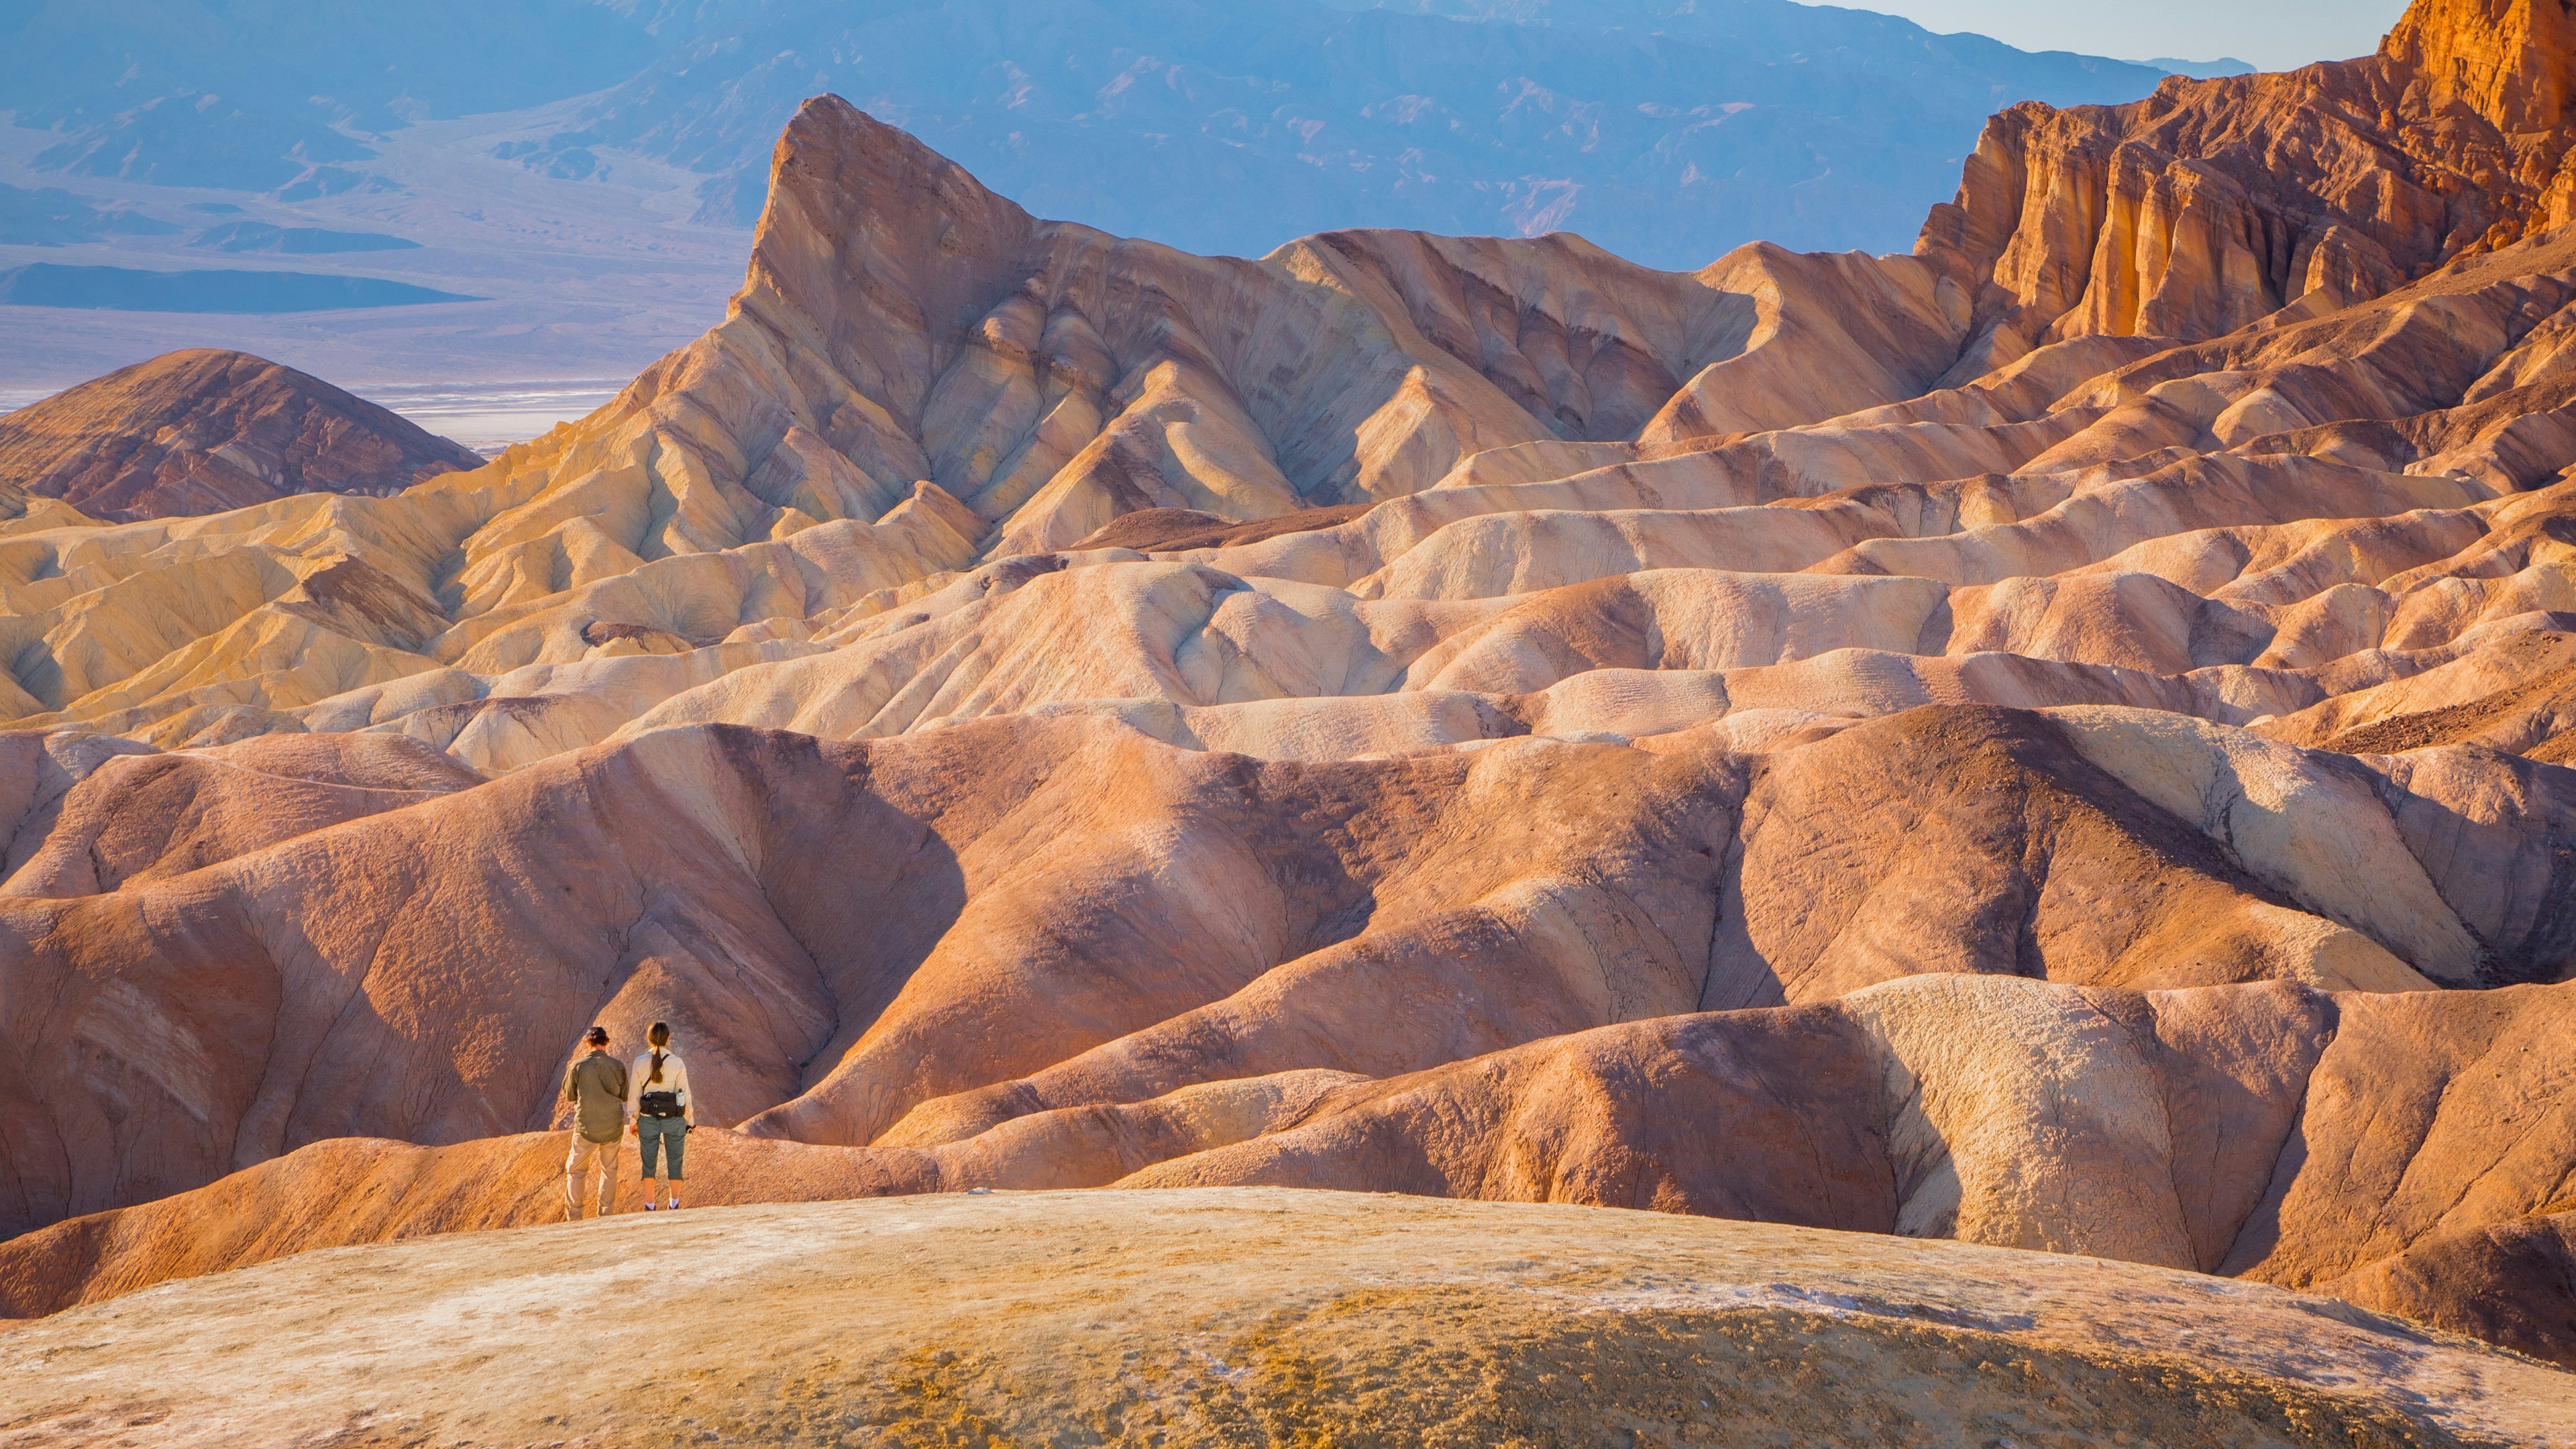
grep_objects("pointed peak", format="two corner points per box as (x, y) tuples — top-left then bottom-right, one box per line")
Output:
(741, 95), (1040, 323)
(754, 96), (1030, 250)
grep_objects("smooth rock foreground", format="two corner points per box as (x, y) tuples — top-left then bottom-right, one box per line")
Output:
(2, 1189), (2567, 1449)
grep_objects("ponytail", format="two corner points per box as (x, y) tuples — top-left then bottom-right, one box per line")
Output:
(647, 1021), (672, 1083)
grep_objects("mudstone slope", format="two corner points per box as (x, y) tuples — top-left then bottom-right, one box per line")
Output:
(5, 0), (2576, 1403)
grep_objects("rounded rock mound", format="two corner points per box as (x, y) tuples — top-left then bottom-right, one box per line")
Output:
(0, 348), (481, 521)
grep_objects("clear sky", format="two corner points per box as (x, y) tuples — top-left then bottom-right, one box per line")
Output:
(1819, 1), (2413, 71)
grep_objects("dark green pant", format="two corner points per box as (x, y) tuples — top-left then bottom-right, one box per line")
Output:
(637, 1116), (687, 1180)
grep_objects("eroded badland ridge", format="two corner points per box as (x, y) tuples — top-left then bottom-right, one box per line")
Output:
(5, 1), (2576, 1442)
(0, 350), (484, 523)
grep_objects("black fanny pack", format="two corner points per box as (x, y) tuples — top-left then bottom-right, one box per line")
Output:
(639, 1090), (684, 1118)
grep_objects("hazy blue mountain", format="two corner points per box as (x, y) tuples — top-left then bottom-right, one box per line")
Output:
(186, 223), (423, 256)
(2138, 56), (2257, 78)
(0, 264), (476, 312)
(0, 182), (180, 246)
(0, 0), (2174, 267)
(0, 0), (653, 191)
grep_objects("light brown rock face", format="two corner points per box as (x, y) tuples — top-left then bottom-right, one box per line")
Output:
(15, 0), (2576, 1395)
(0, 350), (481, 522)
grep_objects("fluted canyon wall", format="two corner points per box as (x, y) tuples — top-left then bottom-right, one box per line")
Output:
(1921, 0), (2576, 380)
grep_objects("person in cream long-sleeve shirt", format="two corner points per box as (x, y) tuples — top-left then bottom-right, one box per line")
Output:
(627, 1021), (694, 1211)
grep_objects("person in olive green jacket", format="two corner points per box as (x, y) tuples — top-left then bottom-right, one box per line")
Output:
(562, 1026), (630, 1220)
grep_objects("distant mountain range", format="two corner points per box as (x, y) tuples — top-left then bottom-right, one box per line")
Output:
(0, 0), (2218, 263)
(566, 0), (2205, 260)
(0, 0), (2268, 386)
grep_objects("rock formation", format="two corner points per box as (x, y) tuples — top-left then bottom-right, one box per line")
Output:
(0, 350), (482, 521)
(5, 0), (2576, 1394)
(1920, 0), (2576, 374)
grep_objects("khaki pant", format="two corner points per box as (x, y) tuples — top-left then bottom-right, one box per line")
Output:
(564, 1131), (620, 1218)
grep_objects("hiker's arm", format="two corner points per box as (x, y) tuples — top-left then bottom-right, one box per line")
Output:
(680, 1059), (695, 1126)
(562, 1063), (578, 1104)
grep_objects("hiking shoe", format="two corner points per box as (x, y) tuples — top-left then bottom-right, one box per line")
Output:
(643, 1203), (657, 1212)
